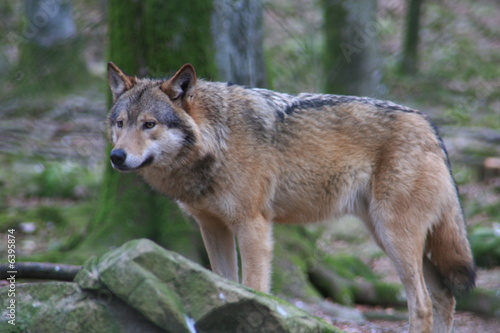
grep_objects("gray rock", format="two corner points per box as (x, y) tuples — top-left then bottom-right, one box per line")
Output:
(0, 282), (167, 333)
(1, 239), (340, 332)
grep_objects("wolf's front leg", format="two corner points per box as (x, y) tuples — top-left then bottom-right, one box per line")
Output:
(198, 216), (239, 283)
(236, 215), (274, 293)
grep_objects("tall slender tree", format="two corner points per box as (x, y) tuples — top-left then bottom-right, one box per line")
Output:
(322, 0), (381, 97)
(212, 0), (266, 87)
(400, 0), (424, 74)
(18, 0), (86, 95)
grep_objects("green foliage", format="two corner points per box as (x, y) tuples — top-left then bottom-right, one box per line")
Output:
(470, 226), (500, 267)
(323, 254), (378, 281)
(378, 1), (500, 128)
(0, 206), (65, 231)
(451, 165), (477, 186)
(0, 2), (98, 103)
(14, 40), (91, 97)
(32, 161), (100, 199)
(263, 2), (323, 94)
(34, 162), (75, 198)
(456, 287), (500, 317)
(371, 282), (403, 306)
(443, 106), (472, 127)
(35, 206), (66, 225)
(0, 154), (100, 202)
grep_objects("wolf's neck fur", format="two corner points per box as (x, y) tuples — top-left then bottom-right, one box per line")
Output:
(137, 84), (230, 203)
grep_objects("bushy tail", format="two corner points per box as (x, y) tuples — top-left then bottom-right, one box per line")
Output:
(426, 202), (476, 295)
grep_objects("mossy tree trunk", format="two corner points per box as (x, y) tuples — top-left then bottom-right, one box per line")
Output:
(322, 0), (381, 96)
(15, 0), (88, 97)
(75, 0), (217, 264)
(400, 0), (424, 75)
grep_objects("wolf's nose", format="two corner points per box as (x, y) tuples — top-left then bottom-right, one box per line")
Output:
(110, 149), (127, 166)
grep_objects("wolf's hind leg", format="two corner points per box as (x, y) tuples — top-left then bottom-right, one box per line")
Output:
(198, 216), (239, 283)
(423, 256), (455, 333)
(367, 210), (434, 333)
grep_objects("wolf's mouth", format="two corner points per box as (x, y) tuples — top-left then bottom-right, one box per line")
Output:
(113, 155), (154, 172)
(138, 155), (154, 168)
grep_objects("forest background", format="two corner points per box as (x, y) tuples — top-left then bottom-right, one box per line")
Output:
(0, 0), (499, 331)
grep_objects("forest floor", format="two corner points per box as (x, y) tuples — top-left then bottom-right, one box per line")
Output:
(1, 91), (500, 332)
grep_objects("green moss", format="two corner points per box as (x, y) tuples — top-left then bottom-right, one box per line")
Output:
(272, 242), (322, 301)
(456, 287), (500, 317)
(272, 225), (324, 300)
(469, 226), (500, 267)
(10, 35), (91, 99)
(373, 281), (404, 307)
(337, 287), (356, 306)
(143, 0), (217, 78)
(323, 254), (378, 281)
(36, 206), (66, 225)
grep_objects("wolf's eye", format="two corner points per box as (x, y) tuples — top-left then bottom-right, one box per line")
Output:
(144, 121), (156, 129)
(116, 120), (123, 128)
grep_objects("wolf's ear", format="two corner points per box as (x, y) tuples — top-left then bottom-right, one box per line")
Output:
(161, 64), (197, 103)
(108, 62), (137, 102)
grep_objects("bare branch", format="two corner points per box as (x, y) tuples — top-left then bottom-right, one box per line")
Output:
(1, 262), (81, 281)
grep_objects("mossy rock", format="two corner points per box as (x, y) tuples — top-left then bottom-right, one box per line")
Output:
(0, 282), (166, 333)
(2, 239), (341, 332)
(75, 238), (341, 332)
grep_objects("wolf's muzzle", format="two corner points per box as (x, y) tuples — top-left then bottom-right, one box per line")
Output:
(110, 149), (127, 167)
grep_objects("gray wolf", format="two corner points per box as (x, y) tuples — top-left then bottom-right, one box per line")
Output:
(107, 62), (475, 333)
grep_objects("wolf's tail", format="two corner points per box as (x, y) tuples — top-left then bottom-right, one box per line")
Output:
(426, 196), (476, 295)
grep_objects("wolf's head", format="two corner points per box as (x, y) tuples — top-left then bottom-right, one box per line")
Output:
(107, 63), (200, 172)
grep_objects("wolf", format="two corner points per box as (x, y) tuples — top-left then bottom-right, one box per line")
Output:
(107, 62), (475, 333)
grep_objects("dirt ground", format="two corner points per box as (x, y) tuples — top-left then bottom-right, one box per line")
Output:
(298, 263), (500, 332)
(330, 310), (500, 333)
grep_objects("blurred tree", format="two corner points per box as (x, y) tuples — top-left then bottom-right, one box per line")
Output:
(212, 0), (266, 87)
(400, 0), (424, 74)
(322, 0), (381, 96)
(17, 0), (88, 95)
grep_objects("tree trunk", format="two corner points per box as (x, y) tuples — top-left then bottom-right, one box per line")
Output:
(25, 0), (76, 47)
(212, 0), (266, 87)
(400, 0), (423, 75)
(322, 0), (381, 97)
(75, 0), (217, 264)
(17, 0), (87, 95)
(142, 0), (217, 78)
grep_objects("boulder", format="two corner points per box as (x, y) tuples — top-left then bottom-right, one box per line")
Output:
(0, 281), (166, 333)
(1, 239), (340, 333)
